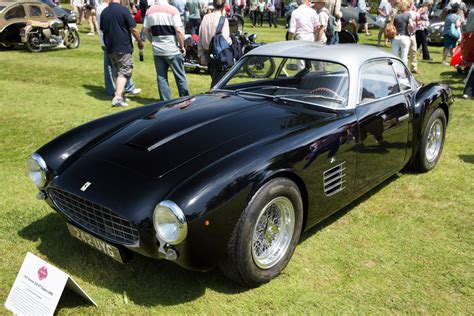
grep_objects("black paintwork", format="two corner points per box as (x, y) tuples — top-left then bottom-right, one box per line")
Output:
(35, 75), (453, 272)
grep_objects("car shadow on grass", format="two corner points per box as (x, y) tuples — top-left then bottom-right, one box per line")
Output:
(82, 84), (158, 106)
(459, 154), (474, 164)
(18, 213), (247, 310)
(300, 174), (398, 244)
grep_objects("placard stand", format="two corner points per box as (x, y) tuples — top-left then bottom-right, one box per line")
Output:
(5, 252), (96, 315)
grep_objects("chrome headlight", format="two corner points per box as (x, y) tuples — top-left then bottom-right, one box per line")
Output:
(27, 153), (48, 188)
(153, 201), (187, 245)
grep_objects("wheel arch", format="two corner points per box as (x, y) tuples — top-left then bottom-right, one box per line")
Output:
(251, 169), (309, 233)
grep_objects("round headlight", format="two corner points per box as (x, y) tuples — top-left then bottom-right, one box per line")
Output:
(153, 201), (187, 245)
(27, 153), (48, 188)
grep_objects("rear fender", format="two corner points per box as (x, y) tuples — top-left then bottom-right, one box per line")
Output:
(410, 83), (453, 163)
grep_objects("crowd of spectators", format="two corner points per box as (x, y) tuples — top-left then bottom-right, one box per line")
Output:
(65, 0), (473, 104)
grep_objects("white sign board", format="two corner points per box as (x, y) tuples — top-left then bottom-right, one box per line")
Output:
(5, 252), (96, 315)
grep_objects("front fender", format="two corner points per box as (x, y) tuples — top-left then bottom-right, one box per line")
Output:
(410, 83), (453, 163)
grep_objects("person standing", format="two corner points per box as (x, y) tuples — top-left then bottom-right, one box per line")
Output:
(287, 0), (320, 41)
(97, 0), (142, 97)
(249, 0), (259, 27)
(408, 3), (419, 73)
(315, 0), (329, 44)
(100, 0), (144, 107)
(442, 4), (461, 65)
(392, 0), (414, 65)
(171, 0), (186, 24)
(376, 0), (393, 47)
(85, 0), (99, 35)
(325, 0), (342, 44)
(198, 0), (232, 87)
(257, 0), (266, 26)
(144, 0), (189, 101)
(186, 0), (201, 34)
(416, 2), (432, 61)
(71, 0), (84, 25)
(357, 0), (370, 36)
(267, 0), (277, 27)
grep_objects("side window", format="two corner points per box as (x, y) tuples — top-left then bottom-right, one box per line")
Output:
(45, 7), (54, 18)
(29, 5), (42, 17)
(4, 5), (26, 20)
(391, 60), (412, 91)
(359, 60), (400, 104)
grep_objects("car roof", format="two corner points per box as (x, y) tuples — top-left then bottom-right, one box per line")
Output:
(0, 0), (42, 7)
(246, 41), (398, 71)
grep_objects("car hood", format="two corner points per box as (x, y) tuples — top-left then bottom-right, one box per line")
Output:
(81, 93), (327, 180)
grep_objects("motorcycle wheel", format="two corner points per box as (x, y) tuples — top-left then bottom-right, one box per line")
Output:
(25, 33), (42, 53)
(244, 56), (276, 79)
(66, 29), (80, 49)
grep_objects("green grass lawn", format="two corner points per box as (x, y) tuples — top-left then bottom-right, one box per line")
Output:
(0, 19), (473, 314)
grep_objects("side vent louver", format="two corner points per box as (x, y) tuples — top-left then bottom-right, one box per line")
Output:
(323, 161), (346, 196)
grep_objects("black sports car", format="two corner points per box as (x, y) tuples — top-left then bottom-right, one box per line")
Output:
(28, 42), (453, 287)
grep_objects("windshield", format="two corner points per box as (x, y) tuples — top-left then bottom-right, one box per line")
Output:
(216, 56), (349, 109)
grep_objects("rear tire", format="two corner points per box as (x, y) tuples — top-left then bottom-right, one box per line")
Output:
(219, 178), (303, 287)
(25, 33), (42, 52)
(412, 108), (447, 172)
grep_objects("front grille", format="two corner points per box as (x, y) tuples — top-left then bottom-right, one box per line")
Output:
(49, 188), (139, 246)
(323, 161), (346, 196)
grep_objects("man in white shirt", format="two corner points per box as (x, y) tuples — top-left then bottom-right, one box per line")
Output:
(287, 0), (320, 41)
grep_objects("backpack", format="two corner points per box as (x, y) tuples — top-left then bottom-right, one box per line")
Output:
(322, 8), (336, 38)
(209, 16), (235, 70)
(229, 33), (242, 61)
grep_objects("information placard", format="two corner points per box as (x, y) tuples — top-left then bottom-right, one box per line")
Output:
(5, 252), (96, 315)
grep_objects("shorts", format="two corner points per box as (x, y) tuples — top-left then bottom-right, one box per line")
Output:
(359, 12), (367, 24)
(109, 53), (134, 80)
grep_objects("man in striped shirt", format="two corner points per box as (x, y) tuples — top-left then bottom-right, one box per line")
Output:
(144, 0), (189, 101)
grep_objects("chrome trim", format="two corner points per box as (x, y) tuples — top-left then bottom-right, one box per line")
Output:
(323, 162), (346, 196)
(153, 200), (188, 247)
(398, 113), (410, 122)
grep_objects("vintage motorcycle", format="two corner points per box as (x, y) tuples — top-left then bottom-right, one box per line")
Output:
(21, 11), (80, 52)
(183, 32), (273, 78)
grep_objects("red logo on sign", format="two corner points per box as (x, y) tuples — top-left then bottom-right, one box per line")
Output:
(38, 266), (48, 280)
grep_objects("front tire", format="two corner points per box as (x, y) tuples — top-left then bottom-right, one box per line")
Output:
(66, 29), (80, 49)
(219, 178), (303, 287)
(412, 108), (447, 172)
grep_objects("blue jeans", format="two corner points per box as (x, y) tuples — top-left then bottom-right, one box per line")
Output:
(103, 49), (135, 96)
(328, 31), (339, 45)
(153, 54), (189, 101)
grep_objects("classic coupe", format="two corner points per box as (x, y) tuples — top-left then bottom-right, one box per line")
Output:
(28, 42), (453, 287)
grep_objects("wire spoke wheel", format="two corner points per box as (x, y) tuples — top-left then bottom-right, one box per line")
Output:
(425, 118), (443, 163)
(251, 196), (295, 269)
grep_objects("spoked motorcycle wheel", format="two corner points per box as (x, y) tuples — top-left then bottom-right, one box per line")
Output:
(66, 30), (80, 49)
(25, 34), (42, 52)
(244, 56), (276, 78)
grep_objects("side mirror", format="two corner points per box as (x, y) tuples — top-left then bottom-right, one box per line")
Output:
(248, 33), (257, 42)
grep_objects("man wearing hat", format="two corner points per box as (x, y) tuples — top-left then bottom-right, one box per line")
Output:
(287, 0), (320, 41)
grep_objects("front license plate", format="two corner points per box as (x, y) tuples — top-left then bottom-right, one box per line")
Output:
(68, 23), (77, 29)
(67, 223), (123, 263)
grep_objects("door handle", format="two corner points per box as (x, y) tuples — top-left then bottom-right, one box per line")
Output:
(397, 113), (410, 122)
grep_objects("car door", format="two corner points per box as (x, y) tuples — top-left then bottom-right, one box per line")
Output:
(354, 59), (410, 193)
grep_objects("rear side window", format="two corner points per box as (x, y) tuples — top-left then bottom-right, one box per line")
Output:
(29, 5), (42, 17)
(391, 60), (412, 91)
(4, 5), (26, 19)
(359, 59), (400, 104)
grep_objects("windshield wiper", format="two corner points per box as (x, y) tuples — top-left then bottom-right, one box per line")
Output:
(274, 93), (345, 104)
(235, 85), (298, 94)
